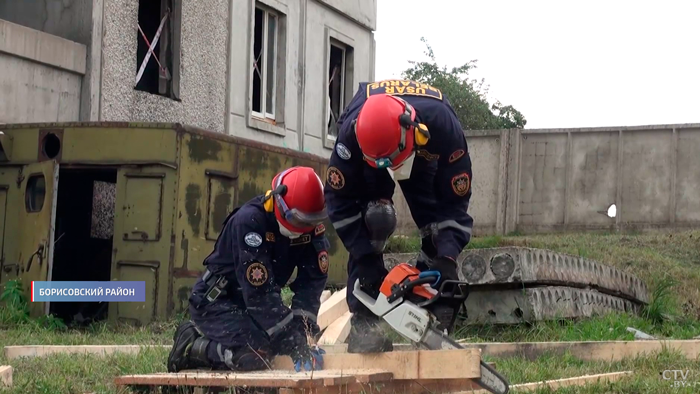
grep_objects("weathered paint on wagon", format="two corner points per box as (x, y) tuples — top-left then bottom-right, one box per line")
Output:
(0, 122), (347, 326)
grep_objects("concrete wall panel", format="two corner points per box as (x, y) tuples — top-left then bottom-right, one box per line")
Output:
(314, 0), (377, 30)
(100, 0), (228, 132)
(620, 130), (673, 223)
(467, 134), (503, 233)
(675, 128), (700, 222)
(569, 131), (619, 225)
(0, 53), (82, 123)
(518, 133), (567, 226)
(0, 1), (103, 122)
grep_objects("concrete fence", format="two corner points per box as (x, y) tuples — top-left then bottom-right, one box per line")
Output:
(393, 124), (700, 236)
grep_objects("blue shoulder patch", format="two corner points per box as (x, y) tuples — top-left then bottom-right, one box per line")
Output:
(366, 80), (443, 100)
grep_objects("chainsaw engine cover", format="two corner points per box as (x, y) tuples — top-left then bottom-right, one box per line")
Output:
(380, 263), (438, 304)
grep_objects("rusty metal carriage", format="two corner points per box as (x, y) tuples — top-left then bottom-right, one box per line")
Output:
(0, 122), (347, 326)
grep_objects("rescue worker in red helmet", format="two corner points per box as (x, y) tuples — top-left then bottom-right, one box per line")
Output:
(324, 80), (474, 353)
(168, 166), (330, 372)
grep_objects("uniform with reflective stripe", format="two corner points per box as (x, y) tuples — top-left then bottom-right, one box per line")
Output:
(324, 80), (474, 316)
(188, 195), (329, 365)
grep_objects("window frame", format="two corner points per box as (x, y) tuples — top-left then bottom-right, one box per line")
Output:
(247, 0), (288, 137)
(251, 6), (278, 121)
(323, 28), (355, 149)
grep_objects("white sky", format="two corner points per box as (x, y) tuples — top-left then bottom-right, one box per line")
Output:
(373, 0), (700, 129)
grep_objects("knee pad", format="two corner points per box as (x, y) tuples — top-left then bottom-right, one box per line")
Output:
(363, 200), (397, 253)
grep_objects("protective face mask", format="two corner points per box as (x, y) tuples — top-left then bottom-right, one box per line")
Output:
(278, 221), (303, 239)
(387, 152), (416, 181)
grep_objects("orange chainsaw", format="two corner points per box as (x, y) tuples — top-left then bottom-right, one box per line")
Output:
(353, 263), (510, 394)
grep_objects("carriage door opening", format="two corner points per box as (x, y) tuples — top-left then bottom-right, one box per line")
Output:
(49, 168), (118, 326)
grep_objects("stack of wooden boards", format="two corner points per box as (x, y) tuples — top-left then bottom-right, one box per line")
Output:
(115, 288), (496, 393)
(115, 348), (487, 393)
(316, 288), (353, 346)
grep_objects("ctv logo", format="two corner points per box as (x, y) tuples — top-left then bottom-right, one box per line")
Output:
(662, 370), (699, 388)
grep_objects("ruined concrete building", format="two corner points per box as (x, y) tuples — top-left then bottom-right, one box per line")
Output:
(0, 0), (376, 157)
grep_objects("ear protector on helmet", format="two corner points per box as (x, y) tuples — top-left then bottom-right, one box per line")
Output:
(397, 99), (430, 147)
(263, 183), (288, 213)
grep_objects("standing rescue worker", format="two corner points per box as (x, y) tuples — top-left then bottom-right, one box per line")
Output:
(168, 166), (330, 372)
(324, 80), (474, 353)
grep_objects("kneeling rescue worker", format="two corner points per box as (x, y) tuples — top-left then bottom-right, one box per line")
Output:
(168, 166), (330, 372)
(324, 79), (474, 353)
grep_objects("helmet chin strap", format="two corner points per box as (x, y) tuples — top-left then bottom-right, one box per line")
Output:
(278, 220), (303, 239)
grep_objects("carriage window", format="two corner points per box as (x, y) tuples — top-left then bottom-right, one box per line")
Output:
(25, 175), (46, 212)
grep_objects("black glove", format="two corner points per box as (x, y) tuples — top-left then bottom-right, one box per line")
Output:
(430, 256), (460, 283)
(355, 253), (388, 298)
(269, 323), (325, 372)
(270, 323), (308, 357)
(291, 315), (321, 342)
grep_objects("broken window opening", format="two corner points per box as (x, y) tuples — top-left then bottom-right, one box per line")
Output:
(252, 5), (278, 120)
(135, 0), (181, 100)
(328, 40), (352, 140)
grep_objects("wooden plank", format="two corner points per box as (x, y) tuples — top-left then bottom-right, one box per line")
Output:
(318, 311), (352, 345)
(273, 349), (482, 380)
(466, 371), (633, 393)
(317, 288), (349, 330)
(319, 290), (332, 304)
(281, 378), (482, 394)
(458, 340), (700, 362)
(0, 365), (11, 387)
(115, 369), (392, 389)
(4, 344), (170, 360)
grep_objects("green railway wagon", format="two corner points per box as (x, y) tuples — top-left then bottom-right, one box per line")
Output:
(0, 122), (348, 326)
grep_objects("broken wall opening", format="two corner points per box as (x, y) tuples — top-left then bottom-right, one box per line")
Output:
(135, 0), (181, 100)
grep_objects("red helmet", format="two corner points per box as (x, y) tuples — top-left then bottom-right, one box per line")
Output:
(355, 94), (422, 169)
(270, 166), (327, 234)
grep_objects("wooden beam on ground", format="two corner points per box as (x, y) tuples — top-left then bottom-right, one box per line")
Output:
(4, 345), (170, 360)
(466, 371), (633, 393)
(273, 349), (482, 380)
(317, 288), (349, 330)
(0, 365), (12, 387)
(319, 290), (332, 304)
(115, 369), (393, 389)
(280, 378), (482, 394)
(458, 339), (700, 362)
(318, 311), (352, 345)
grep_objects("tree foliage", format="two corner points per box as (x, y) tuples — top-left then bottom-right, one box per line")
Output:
(401, 37), (527, 130)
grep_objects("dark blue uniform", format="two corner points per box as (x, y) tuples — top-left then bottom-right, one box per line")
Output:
(324, 80), (474, 316)
(188, 195), (330, 369)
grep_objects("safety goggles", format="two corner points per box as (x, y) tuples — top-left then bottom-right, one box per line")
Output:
(357, 100), (423, 169)
(272, 168), (328, 229)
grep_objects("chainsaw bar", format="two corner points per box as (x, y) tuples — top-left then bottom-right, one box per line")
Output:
(421, 328), (510, 394)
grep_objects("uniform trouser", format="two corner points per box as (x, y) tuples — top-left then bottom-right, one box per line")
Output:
(189, 299), (274, 371)
(346, 156), (474, 316)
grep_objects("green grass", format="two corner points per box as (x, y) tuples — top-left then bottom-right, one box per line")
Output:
(1, 230), (700, 393)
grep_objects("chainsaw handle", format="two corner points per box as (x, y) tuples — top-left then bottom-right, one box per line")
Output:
(386, 276), (435, 303)
(418, 270), (441, 287)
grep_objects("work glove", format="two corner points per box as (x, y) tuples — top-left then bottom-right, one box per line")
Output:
(292, 344), (326, 372)
(429, 256), (460, 283)
(291, 314), (321, 342)
(355, 253), (388, 298)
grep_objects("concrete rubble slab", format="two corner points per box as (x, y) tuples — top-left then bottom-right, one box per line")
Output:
(384, 247), (649, 305)
(463, 286), (640, 325)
